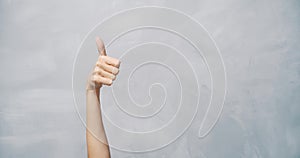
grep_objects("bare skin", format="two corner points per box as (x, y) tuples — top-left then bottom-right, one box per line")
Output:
(86, 37), (120, 158)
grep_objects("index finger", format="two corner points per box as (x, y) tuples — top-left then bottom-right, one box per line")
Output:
(99, 56), (121, 68)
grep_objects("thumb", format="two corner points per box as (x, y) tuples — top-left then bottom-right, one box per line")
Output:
(95, 36), (106, 56)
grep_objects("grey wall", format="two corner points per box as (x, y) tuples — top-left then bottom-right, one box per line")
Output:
(1, 0), (300, 157)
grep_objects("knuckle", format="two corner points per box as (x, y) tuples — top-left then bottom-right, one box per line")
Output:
(96, 61), (101, 67)
(97, 62), (104, 68)
(98, 55), (105, 61)
(92, 71), (97, 75)
(94, 66), (100, 71)
(97, 69), (103, 75)
(91, 76), (96, 82)
(92, 75), (98, 82)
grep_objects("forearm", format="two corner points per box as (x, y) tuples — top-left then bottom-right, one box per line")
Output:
(85, 37), (119, 158)
(86, 89), (110, 158)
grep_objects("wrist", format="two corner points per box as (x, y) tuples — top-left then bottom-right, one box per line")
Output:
(86, 87), (100, 98)
(86, 86), (100, 92)
(86, 80), (101, 92)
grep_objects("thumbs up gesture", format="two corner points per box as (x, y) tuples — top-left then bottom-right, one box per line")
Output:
(86, 37), (121, 90)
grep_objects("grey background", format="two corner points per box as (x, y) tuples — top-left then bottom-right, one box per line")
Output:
(1, 0), (300, 158)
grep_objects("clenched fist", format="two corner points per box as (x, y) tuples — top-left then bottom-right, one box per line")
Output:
(86, 37), (120, 90)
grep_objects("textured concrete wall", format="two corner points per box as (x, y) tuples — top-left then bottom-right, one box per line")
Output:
(1, 0), (299, 157)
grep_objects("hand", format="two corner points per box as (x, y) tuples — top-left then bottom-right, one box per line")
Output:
(86, 37), (120, 91)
